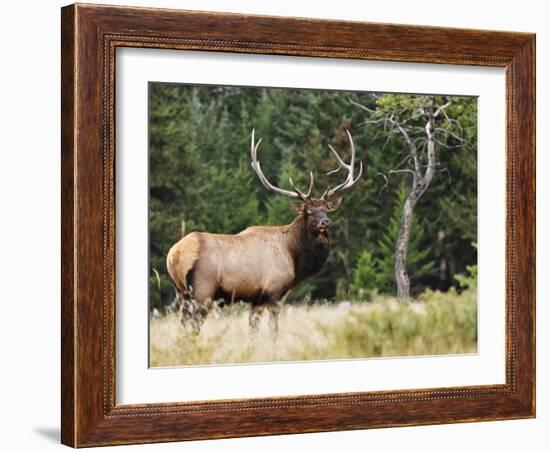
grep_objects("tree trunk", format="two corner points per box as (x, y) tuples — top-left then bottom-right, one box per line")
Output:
(394, 100), (437, 299)
(395, 196), (416, 298)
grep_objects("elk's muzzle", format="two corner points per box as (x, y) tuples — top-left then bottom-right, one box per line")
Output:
(318, 218), (332, 230)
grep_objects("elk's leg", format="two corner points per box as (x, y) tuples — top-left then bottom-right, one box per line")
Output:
(267, 301), (281, 339)
(179, 295), (197, 330)
(171, 288), (184, 313)
(249, 304), (264, 336)
(193, 297), (213, 334)
(185, 281), (215, 334)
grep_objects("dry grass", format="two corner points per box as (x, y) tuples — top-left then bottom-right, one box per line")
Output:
(149, 288), (477, 367)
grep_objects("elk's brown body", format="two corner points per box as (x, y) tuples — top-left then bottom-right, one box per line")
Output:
(168, 213), (328, 311)
(167, 130), (363, 335)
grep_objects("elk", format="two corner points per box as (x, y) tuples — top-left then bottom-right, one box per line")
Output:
(166, 129), (363, 336)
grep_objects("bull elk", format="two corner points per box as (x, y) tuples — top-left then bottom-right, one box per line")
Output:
(167, 129), (363, 335)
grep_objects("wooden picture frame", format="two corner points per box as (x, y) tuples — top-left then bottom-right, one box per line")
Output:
(61, 3), (535, 447)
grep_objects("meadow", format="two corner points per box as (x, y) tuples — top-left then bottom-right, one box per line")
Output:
(149, 287), (477, 367)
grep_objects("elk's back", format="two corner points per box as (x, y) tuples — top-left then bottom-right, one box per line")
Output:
(194, 228), (295, 301)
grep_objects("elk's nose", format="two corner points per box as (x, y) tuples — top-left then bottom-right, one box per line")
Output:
(319, 218), (331, 229)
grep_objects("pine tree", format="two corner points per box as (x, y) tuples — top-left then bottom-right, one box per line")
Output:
(350, 250), (380, 301)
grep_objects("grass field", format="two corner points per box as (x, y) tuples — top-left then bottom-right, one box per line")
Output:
(149, 288), (477, 367)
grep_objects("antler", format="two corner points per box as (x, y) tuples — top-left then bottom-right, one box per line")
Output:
(321, 130), (363, 200)
(250, 129), (314, 200)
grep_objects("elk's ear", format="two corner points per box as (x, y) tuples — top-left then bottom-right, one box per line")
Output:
(292, 202), (308, 214)
(326, 197), (343, 211)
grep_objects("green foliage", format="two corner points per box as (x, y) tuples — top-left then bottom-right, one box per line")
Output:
(148, 84), (478, 307)
(350, 250), (380, 301)
(454, 245), (478, 290)
(332, 288), (477, 359)
(455, 265), (478, 290)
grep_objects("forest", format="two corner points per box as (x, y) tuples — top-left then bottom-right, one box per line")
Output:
(148, 82), (478, 311)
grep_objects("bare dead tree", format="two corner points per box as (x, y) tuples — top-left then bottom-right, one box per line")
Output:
(351, 95), (467, 299)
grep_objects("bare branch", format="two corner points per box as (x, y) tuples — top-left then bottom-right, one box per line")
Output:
(389, 169), (416, 177)
(348, 97), (376, 114)
(375, 172), (389, 198)
(359, 118), (386, 126)
(387, 117), (421, 178)
(435, 127), (468, 144)
(386, 152), (415, 175)
(421, 109), (437, 186)
(434, 100), (452, 118)
(434, 138), (464, 149)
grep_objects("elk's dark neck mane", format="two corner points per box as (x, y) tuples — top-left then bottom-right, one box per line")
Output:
(285, 214), (330, 284)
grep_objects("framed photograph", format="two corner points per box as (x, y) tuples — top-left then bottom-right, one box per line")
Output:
(61, 3), (535, 447)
